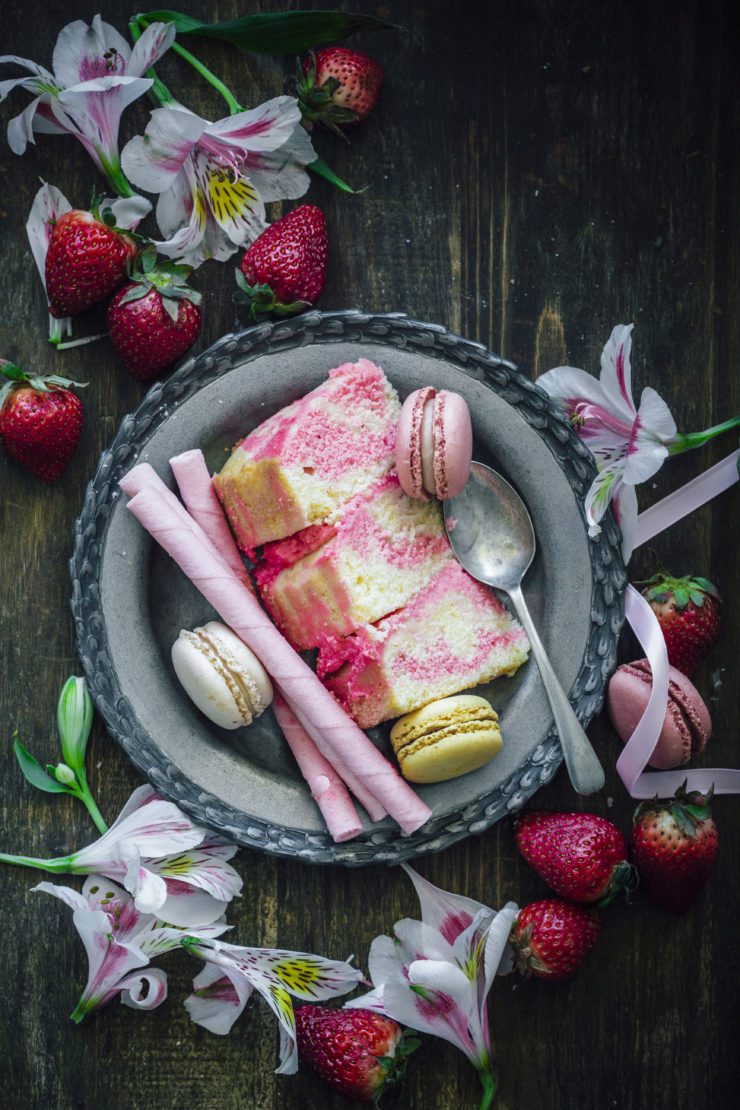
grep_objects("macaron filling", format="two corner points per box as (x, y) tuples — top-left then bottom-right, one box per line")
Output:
(624, 659), (709, 757)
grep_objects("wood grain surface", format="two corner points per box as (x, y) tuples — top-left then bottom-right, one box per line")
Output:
(1, 2), (738, 1107)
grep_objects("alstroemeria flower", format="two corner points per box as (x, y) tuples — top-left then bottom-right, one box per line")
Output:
(34, 875), (229, 1022)
(0, 785), (241, 926)
(537, 324), (677, 560)
(0, 16), (175, 194)
(182, 937), (364, 1073)
(121, 97), (316, 267)
(347, 865), (518, 1110)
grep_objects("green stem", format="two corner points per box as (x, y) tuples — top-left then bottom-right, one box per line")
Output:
(70, 998), (91, 1025)
(477, 1067), (498, 1110)
(668, 415), (740, 454)
(98, 155), (136, 199)
(74, 774), (108, 836)
(135, 15), (242, 114)
(0, 852), (71, 873)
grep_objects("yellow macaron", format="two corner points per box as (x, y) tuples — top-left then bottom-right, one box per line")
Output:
(389, 695), (502, 784)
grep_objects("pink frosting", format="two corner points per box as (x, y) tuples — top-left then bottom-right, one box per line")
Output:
(396, 387), (434, 500)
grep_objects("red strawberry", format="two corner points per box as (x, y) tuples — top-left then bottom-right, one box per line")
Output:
(0, 360), (85, 481)
(295, 1005), (418, 1103)
(631, 785), (718, 913)
(45, 209), (137, 317)
(516, 811), (636, 905)
(236, 206), (328, 318)
(296, 47), (383, 134)
(641, 572), (722, 675)
(107, 248), (201, 381)
(510, 899), (603, 979)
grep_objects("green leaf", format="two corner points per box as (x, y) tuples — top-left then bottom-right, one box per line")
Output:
(308, 156), (364, 195)
(137, 9), (399, 55)
(13, 738), (71, 794)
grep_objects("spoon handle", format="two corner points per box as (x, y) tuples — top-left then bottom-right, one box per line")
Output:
(507, 584), (605, 795)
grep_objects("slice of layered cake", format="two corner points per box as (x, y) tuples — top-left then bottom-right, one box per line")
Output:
(213, 359), (400, 553)
(318, 562), (530, 728)
(254, 473), (454, 649)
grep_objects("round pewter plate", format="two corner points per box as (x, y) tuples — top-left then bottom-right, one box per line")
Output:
(70, 311), (626, 865)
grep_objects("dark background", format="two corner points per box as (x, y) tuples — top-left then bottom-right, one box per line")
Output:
(1, 1), (738, 1107)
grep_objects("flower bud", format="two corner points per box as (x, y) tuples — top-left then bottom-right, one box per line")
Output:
(54, 762), (77, 787)
(57, 676), (93, 772)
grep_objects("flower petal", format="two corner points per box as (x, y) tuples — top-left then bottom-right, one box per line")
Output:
(206, 96), (302, 153)
(74, 792), (207, 872)
(119, 967), (168, 1011)
(122, 106), (206, 193)
(140, 919), (230, 959)
(32, 880), (87, 913)
(599, 324), (636, 420)
(584, 459), (625, 532)
(202, 163), (266, 248)
(126, 858), (169, 916)
(537, 364), (611, 414)
(99, 194), (152, 229)
(184, 963), (254, 1034)
(158, 884), (229, 928)
(393, 917), (456, 965)
(612, 483), (639, 564)
(7, 97), (43, 154)
(152, 845), (244, 904)
(483, 903), (519, 990)
(127, 21), (176, 78)
(242, 128), (314, 203)
(52, 15), (130, 87)
(26, 183), (71, 289)
(401, 864), (489, 945)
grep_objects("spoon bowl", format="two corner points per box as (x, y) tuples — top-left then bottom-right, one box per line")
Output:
(444, 462), (605, 796)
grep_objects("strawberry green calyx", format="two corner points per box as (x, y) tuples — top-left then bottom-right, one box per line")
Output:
(118, 246), (202, 324)
(634, 782), (714, 837)
(374, 1028), (421, 1098)
(234, 269), (309, 319)
(642, 571), (720, 611)
(596, 858), (639, 907)
(294, 51), (359, 137)
(0, 360), (87, 408)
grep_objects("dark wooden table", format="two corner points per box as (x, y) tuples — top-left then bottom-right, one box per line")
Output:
(1, 2), (738, 1107)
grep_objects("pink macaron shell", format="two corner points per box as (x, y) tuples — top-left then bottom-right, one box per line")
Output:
(433, 390), (473, 499)
(607, 659), (712, 770)
(395, 387), (434, 501)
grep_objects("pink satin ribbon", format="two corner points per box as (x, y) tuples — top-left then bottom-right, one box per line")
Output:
(617, 450), (740, 797)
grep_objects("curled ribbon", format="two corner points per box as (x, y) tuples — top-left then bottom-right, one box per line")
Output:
(617, 449), (740, 797)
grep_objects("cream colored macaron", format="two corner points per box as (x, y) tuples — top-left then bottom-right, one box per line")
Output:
(171, 621), (273, 729)
(390, 694), (502, 783)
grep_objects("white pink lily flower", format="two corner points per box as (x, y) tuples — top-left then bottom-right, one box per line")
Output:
(0, 15), (175, 195)
(120, 97), (316, 267)
(346, 865), (518, 1110)
(33, 875), (230, 1022)
(181, 937), (364, 1073)
(25, 183), (151, 345)
(0, 785), (242, 926)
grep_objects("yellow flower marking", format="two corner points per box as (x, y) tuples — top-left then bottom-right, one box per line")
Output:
(207, 171), (258, 224)
(272, 958), (325, 996)
(269, 983), (295, 1023)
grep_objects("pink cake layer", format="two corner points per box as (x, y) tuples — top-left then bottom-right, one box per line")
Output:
(318, 562), (530, 728)
(213, 359), (400, 553)
(254, 473), (453, 650)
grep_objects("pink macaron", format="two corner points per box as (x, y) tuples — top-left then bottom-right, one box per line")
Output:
(607, 658), (712, 770)
(395, 387), (473, 500)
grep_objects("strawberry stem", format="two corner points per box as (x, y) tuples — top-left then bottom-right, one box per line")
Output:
(54, 333), (107, 351)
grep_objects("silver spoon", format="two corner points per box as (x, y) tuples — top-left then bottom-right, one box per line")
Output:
(443, 461), (605, 795)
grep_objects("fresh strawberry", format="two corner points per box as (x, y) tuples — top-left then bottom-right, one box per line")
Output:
(295, 1005), (418, 1103)
(107, 247), (201, 381)
(236, 205), (328, 318)
(0, 360), (85, 481)
(516, 811), (636, 905)
(641, 571), (722, 675)
(45, 208), (137, 317)
(296, 47), (383, 134)
(510, 899), (603, 979)
(631, 784), (718, 913)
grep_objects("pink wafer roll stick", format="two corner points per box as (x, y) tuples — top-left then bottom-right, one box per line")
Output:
(140, 459), (386, 821)
(121, 463), (385, 819)
(169, 450), (252, 588)
(126, 483), (431, 835)
(272, 694), (363, 842)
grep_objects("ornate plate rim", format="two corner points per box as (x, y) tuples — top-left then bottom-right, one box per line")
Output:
(70, 310), (626, 866)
